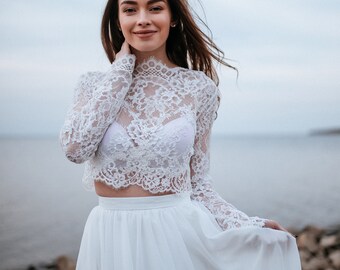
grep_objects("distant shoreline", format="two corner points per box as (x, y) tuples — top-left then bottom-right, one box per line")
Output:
(1, 129), (339, 139)
(309, 128), (340, 136)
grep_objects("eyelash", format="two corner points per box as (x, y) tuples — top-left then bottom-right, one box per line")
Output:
(123, 8), (136, 13)
(122, 6), (163, 13)
(150, 6), (163, 12)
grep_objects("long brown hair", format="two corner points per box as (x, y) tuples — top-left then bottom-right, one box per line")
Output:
(101, 0), (238, 85)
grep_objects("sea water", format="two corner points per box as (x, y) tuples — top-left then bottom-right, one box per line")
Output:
(0, 136), (339, 269)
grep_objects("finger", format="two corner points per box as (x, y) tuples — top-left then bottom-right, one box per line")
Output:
(273, 222), (286, 231)
(265, 220), (297, 238)
(116, 41), (131, 59)
(278, 224), (288, 232)
(266, 220), (286, 232)
(122, 40), (130, 52)
(122, 40), (128, 49)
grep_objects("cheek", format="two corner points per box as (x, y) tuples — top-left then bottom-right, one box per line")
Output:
(159, 19), (171, 37)
(120, 25), (134, 42)
(162, 28), (171, 42)
(119, 17), (133, 34)
(121, 28), (130, 40)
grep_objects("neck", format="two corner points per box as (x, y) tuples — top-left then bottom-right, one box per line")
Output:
(132, 47), (176, 68)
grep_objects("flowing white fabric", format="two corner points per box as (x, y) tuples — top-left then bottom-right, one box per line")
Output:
(76, 194), (301, 270)
(60, 55), (268, 230)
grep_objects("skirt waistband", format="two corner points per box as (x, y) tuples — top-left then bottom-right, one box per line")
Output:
(98, 192), (191, 210)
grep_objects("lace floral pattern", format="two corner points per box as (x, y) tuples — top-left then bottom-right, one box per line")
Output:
(60, 55), (266, 230)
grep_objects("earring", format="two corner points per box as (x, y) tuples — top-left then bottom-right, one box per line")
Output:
(170, 22), (177, 28)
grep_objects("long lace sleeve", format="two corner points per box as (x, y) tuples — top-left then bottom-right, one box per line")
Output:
(60, 54), (136, 163)
(190, 80), (267, 231)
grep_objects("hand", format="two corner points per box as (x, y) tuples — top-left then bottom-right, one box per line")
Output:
(116, 40), (131, 59)
(264, 220), (297, 238)
(264, 219), (288, 232)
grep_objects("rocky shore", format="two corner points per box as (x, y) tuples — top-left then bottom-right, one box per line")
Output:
(19, 226), (340, 270)
(293, 225), (340, 270)
(24, 256), (75, 270)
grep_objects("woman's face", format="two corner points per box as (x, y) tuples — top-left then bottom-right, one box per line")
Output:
(118, 0), (172, 56)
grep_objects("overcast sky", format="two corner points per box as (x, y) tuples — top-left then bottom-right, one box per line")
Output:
(0, 0), (339, 137)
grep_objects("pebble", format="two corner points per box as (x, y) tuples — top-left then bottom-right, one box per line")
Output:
(295, 225), (340, 270)
(26, 255), (75, 270)
(329, 250), (340, 269)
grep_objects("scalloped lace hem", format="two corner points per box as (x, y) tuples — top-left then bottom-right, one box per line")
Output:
(82, 178), (192, 194)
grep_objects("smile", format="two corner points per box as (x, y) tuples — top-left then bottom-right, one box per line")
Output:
(133, 30), (157, 38)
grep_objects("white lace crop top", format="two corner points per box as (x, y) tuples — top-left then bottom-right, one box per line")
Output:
(60, 54), (266, 230)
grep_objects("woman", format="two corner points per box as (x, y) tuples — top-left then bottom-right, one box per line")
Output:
(60, 0), (301, 269)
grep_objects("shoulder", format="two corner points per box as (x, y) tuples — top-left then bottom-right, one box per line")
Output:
(77, 71), (106, 87)
(181, 69), (220, 106)
(179, 69), (219, 94)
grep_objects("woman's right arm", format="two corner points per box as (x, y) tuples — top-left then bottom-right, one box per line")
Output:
(60, 53), (135, 163)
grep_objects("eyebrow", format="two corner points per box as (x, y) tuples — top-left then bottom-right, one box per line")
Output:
(120, 0), (166, 6)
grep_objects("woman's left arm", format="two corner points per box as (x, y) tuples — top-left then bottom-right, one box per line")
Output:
(190, 80), (269, 231)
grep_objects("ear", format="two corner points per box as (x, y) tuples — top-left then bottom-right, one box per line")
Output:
(170, 20), (177, 28)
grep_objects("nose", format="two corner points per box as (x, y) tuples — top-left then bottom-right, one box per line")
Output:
(137, 10), (151, 26)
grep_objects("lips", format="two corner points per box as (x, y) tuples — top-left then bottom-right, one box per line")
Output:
(133, 30), (157, 38)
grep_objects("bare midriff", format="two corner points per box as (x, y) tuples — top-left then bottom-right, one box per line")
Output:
(94, 181), (175, 197)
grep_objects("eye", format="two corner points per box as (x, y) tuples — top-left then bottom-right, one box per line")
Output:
(123, 7), (136, 13)
(150, 6), (163, 12)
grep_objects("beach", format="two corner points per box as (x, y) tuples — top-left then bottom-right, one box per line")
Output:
(1, 136), (340, 269)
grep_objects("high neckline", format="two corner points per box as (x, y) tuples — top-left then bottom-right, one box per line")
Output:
(133, 56), (185, 76)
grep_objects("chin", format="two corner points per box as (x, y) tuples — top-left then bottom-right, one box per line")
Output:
(127, 38), (166, 54)
(131, 45), (163, 54)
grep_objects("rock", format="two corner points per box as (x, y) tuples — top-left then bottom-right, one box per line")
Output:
(297, 231), (319, 253)
(294, 225), (340, 270)
(55, 255), (76, 270)
(321, 235), (338, 249)
(329, 250), (340, 269)
(306, 226), (324, 237)
(299, 249), (311, 262)
(303, 256), (330, 270)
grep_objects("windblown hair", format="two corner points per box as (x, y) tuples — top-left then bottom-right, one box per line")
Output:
(101, 0), (237, 85)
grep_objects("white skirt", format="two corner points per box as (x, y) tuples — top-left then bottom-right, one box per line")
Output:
(76, 193), (301, 270)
